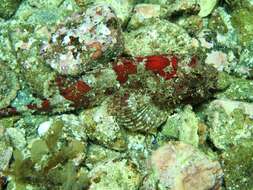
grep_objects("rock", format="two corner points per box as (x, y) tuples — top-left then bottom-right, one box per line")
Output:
(205, 100), (253, 150)
(124, 19), (194, 56)
(81, 0), (134, 26)
(176, 15), (204, 36)
(208, 99), (253, 116)
(198, 0), (218, 17)
(234, 42), (253, 78)
(205, 50), (228, 71)
(144, 0), (200, 17)
(0, 0), (21, 19)
(0, 146), (13, 171)
(231, 5), (253, 46)
(80, 100), (128, 151)
(126, 133), (153, 170)
(42, 4), (123, 76)
(0, 62), (19, 109)
(85, 144), (120, 169)
(221, 139), (253, 190)
(142, 141), (223, 190)
(216, 77), (253, 102)
(161, 105), (200, 147)
(127, 4), (163, 29)
(4, 128), (26, 150)
(14, 0), (79, 24)
(88, 159), (141, 190)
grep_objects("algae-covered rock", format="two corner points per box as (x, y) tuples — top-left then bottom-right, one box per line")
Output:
(208, 9), (228, 34)
(81, 0), (134, 26)
(144, 0), (200, 17)
(27, 0), (63, 8)
(221, 139), (253, 190)
(209, 99), (253, 116)
(124, 19), (194, 56)
(88, 159), (141, 190)
(142, 141), (223, 190)
(14, 114), (49, 136)
(0, 62), (19, 109)
(205, 101), (253, 150)
(231, 6), (253, 46)
(126, 133), (153, 171)
(14, 0), (79, 24)
(216, 77), (253, 102)
(0, 23), (18, 67)
(80, 100), (128, 151)
(145, 0), (217, 18)
(21, 62), (57, 99)
(224, 0), (253, 10)
(8, 22), (57, 99)
(198, 0), (218, 17)
(0, 0), (21, 19)
(128, 3), (164, 29)
(85, 144), (121, 169)
(176, 15), (204, 36)
(160, 105), (199, 147)
(210, 7), (238, 50)
(4, 128), (26, 151)
(0, 146), (13, 172)
(234, 42), (253, 78)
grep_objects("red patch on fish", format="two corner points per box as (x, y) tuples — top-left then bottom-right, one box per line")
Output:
(113, 58), (137, 84)
(136, 55), (178, 80)
(56, 76), (91, 104)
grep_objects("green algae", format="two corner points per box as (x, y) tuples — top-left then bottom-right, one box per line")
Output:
(124, 19), (193, 56)
(127, 3), (164, 30)
(231, 6), (253, 46)
(206, 105), (253, 150)
(30, 139), (49, 163)
(82, 0), (134, 26)
(14, 0), (79, 24)
(222, 139), (253, 190)
(234, 42), (253, 78)
(160, 105), (199, 147)
(88, 158), (141, 190)
(3, 119), (88, 190)
(216, 76), (253, 102)
(198, 0), (218, 17)
(0, 62), (20, 109)
(0, 0), (21, 19)
(208, 11), (228, 34)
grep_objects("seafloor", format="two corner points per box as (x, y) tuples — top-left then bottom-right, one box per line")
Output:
(0, 0), (253, 190)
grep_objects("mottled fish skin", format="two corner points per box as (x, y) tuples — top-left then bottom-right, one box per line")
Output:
(107, 91), (168, 133)
(0, 54), (218, 118)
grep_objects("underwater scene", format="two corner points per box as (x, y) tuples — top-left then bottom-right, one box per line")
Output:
(0, 0), (253, 189)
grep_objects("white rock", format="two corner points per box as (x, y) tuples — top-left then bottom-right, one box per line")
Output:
(205, 50), (228, 71)
(37, 120), (52, 136)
